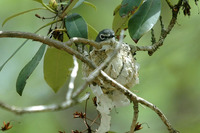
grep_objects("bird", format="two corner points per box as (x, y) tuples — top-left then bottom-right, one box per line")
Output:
(95, 29), (115, 42)
(89, 29), (115, 52)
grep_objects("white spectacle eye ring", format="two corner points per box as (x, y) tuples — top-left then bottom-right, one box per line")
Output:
(100, 34), (106, 40)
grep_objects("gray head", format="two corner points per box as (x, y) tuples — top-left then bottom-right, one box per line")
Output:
(95, 29), (115, 42)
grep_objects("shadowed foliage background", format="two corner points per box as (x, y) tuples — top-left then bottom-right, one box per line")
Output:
(0, 0), (200, 133)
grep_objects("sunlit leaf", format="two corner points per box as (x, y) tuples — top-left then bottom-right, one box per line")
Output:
(16, 44), (46, 96)
(128, 0), (161, 43)
(43, 38), (73, 92)
(119, 0), (143, 17)
(2, 8), (45, 27)
(64, 13), (88, 39)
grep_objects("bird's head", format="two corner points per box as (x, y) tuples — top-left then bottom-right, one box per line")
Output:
(95, 29), (115, 42)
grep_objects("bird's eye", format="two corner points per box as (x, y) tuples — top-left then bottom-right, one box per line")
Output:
(100, 34), (106, 40)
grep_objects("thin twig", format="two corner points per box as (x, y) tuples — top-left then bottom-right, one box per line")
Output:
(137, 97), (179, 133)
(66, 37), (101, 49)
(0, 94), (89, 115)
(59, 0), (72, 18)
(151, 28), (156, 45)
(147, 0), (182, 56)
(99, 71), (179, 133)
(66, 56), (79, 103)
(130, 100), (139, 133)
(165, 0), (174, 9)
(129, 0), (183, 56)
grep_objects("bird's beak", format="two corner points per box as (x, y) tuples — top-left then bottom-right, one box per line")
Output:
(111, 34), (115, 38)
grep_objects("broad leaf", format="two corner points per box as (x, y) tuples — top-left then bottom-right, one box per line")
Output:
(128, 0), (161, 43)
(87, 24), (98, 51)
(43, 47), (73, 92)
(43, 34), (73, 92)
(2, 8), (45, 27)
(112, 5), (131, 39)
(88, 24), (98, 40)
(0, 23), (56, 72)
(64, 13), (88, 39)
(16, 44), (46, 96)
(119, 0), (143, 17)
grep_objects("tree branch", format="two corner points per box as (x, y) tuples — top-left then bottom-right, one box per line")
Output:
(0, 93), (89, 115)
(0, 30), (179, 132)
(0, 31), (96, 69)
(0, 55), (90, 114)
(137, 97), (179, 133)
(0, 27), (181, 132)
(130, 100), (139, 133)
(66, 56), (79, 104)
(99, 71), (179, 133)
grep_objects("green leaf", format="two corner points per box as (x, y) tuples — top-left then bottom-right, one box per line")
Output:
(113, 3), (142, 39)
(88, 24), (98, 40)
(64, 13), (88, 39)
(43, 33), (73, 92)
(83, 1), (96, 10)
(119, 0), (143, 17)
(128, 0), (161, 43)
(0, 40), (28, 72)
(2, 8), (45, 27)
(16, 44), (46, 96)
(0, 23), (55, 72)
(112, 4), (130, 39)
(43, 45), (73, 92)
(35, 19), (61, 33)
